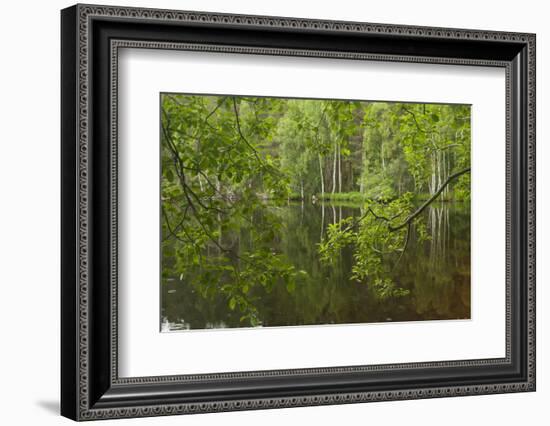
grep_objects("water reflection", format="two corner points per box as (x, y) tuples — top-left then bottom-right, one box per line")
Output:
(161, 201), (470, 330)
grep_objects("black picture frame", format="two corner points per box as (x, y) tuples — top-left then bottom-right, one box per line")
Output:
(61, 4), (536, 421)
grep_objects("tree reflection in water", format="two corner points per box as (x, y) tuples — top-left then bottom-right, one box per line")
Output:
(161, 201), (470, 330)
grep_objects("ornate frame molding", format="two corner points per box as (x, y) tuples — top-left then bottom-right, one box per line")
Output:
(61, 4), (535, 421)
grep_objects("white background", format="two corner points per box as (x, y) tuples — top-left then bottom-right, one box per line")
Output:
(0, 0), (547, 425)
(119, 49), (506, 377)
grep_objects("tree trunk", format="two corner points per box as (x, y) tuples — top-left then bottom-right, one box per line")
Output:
(318, 154), (325, 197)
(332, 140), (337, 194)
(437, 151), (442, 195)
(360, 134), (366, 194)
(337, 143), (342, 193)
(430, 153), (436, 196)
(320, 202), (325, 239)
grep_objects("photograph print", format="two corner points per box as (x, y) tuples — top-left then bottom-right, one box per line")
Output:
(160, 94), (471, 331)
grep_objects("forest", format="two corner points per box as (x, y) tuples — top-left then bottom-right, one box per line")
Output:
(160, 94), (471, 330)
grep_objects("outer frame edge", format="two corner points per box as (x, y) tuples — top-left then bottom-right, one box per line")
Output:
(61, 4), (79, 422)
(67, 4), (536, 421)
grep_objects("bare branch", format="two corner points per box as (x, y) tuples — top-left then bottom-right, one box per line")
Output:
(402, 107), (425, 133)
(389, 167), (470, 231)
(232, 97), (265, 166)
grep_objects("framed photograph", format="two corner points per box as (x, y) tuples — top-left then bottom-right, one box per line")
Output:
(61, 4), (536, 421)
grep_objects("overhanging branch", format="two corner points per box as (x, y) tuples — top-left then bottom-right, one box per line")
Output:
(388, 167), (470, 231)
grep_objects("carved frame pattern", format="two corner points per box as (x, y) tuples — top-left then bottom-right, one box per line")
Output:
(61, 3), (536, 421)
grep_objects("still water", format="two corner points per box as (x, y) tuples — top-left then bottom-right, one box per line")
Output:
(161, 201), (470, 331)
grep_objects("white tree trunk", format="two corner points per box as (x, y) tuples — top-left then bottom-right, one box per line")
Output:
(332, 140), (337, 194)
(337, 143), (342, 193)
(318, 154), (325, 197)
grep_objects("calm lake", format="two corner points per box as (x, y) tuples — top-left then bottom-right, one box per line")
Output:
(161, 201), (471, 331)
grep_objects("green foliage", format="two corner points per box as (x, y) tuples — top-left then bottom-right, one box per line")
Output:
(161, 95), (298, 326)
(372, 278), (411, 300)
(161, 94), (471, 325)
(359, 102), (470, 199)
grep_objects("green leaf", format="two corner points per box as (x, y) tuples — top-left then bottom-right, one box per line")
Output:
(165, 169), (174, 182)
(286, 280), (296, 293)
